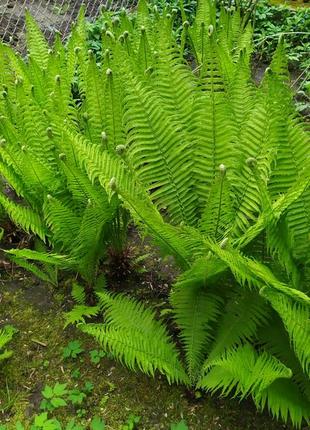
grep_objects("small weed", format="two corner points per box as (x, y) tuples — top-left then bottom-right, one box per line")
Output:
(170, 421), (189, 430)
(121, 415), (141, 430)
(71, 368), (81, 379)
(90, 349), (106, 364)
(90, 417), (105, 430)
(83, 381), (94, 393)
(68, 389), (86, 406)
(63, 341), (84, 359)
(40, 383), (68, 411)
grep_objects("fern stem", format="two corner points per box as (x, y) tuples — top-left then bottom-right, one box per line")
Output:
(214, 172), (224, 239)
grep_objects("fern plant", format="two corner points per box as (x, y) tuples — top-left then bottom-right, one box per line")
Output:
(0, 0), (309, 426)
(60, 1), (308, 427)
(0, 12), (133, 284)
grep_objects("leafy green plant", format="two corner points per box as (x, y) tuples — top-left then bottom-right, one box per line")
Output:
(40, 380), (93, 415)
(68, 389), (86, 406)
(0, 414), (106, 430)
(0, 325), (16, 362)
(86, 0), (309, 116)
(71, 368), (81, 379)
(63, 341), (84, 359)
(29, 413), (62, 430)
(254, 1), (310, 70)
(253, 0), (309, 116)
(83, 381), (94, 393)
(90, 349), (106, 364)
(170, 421), (188, 430)
(90, 417), (105, 430)
(40, 383), (68, 411)
(121, 415), (140, 430)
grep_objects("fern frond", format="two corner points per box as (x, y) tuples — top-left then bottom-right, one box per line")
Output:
(171, 280), (222, 382)
(43, 196), (81, 250)
(8, 255), (57, 286)
(5, 248), (70, 268)
(258, 314), (310, 403)
(80, 291), (188, 384)
(199, 170), (234, 240)
(64, 305), (100, 328)
(70, 203), (114, 281)
(191, 89), (235, 213)
(205, 289), (270, 365)
(71, 283), (86, 305)
(261, 287), (310, 376)
(207, 241), (310, 305)
(235, 172), (310, 251)
(83, 53), (107, 144)
(123, 70), (195, 225)
(0, 194), (47, 241)
(258, 379), (310, 427)
(25, 12), (49, 69)
(199, 343), (292, 400)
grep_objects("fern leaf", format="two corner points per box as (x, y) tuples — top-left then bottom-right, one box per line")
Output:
(258, 379), (310, 427)
(0, 194), (47, 241)
(44, 196), (81, 251)
(80, 291), (188, 384)
(199, 170), (234, 240)
(5, 249), (70, 268)
(261, 287), (310, 376)
(25, 12), (49, 69)
(199, 343), (292, 400)
(71, 283), (86, 305)
(8, 255), (57, 286)
(64, 305), (100, 328)
(206, 289), (270, 364)
(171, 280), (222, 382)
(70, 203), (114, 282)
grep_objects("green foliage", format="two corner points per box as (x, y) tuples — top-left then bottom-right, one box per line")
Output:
(62, 341), (84, 359)
(0, 414), (106, 430)
(0, 12), (128, 283)
(80, 291), (188, 384)
(121, 415), (141, 430)
(0, 325), (16, 362)
(89, 349), (106, 364)
(40, 383), (68, 411)
(0, 0), (309, 428)
(254, 1), (309, 70)
(254, 1), (309, 115)
(90, 417), (105, 430)
(170, 420), (189, 430)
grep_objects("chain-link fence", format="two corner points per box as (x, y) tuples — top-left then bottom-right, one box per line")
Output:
(0, 0), (133, 51)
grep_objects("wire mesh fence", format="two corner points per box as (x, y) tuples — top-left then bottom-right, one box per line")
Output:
(0, 0), (133, 51)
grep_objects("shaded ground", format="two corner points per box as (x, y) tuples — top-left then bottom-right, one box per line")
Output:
(0, 243), (304, 430)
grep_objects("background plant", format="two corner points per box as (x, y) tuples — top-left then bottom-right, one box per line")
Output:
(85, 0), (309, 116)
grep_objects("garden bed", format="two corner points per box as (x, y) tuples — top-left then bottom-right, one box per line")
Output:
(0, 235), (301, 429)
